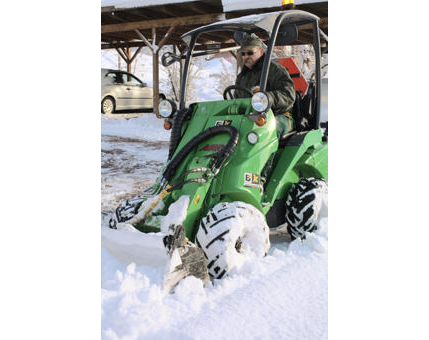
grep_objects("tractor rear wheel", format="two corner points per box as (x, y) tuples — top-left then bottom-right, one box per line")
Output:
(285, 178), (328, 240)
(195, 201), (270, 279)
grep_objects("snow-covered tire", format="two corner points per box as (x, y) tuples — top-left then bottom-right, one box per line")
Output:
(285, 178), (328, 240)
(195, 202), (270, 279)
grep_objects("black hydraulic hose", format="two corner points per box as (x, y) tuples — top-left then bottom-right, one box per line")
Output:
(208, 126), (239, 169)
(162, 125), (239, 182)
(169, 178), (208, 192)
(169, 167), (208, 187)
(168, 107), (192, 160)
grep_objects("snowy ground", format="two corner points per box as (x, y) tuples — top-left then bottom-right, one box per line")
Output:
(101, 113), (328, 340)
(101, 114), (170, 211)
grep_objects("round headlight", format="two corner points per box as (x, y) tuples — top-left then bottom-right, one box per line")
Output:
(247, 132), (259, 144)
(251, 92), (270, 112)
(159, 99), (176, 118)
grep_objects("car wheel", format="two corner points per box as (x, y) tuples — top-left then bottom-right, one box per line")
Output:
(101, 96), (115, 114)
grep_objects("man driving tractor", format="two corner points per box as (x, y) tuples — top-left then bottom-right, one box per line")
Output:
(235, 36), (296, 139)
(235, 36), (297, 181)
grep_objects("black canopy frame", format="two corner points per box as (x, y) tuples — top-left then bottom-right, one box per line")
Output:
(179, 10), (323, 128)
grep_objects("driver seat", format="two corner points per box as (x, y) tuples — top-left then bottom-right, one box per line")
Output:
(291, 83), (316, 132)
(278, 85), (315, 146)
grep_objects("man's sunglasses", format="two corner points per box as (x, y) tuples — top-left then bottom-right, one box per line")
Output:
(240, 51), (255, 56)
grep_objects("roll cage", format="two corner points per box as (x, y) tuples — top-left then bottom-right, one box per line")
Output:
(178, 10), (324, 128)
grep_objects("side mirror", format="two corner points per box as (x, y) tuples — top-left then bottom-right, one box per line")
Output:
(233, 31), (247, 45)
(161, 52), (181, 67)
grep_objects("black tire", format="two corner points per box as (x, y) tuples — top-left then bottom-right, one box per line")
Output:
(159, 93), (166, 100)
(195, 201), (270, 279)
(101, 96), (115, 114)
(285, 178), (328, 240)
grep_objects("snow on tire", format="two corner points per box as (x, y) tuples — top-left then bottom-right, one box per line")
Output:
(285, 178), (328, 240)
(195, 201), (270, 279)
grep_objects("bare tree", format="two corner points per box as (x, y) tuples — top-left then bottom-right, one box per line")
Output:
(159, 46), (181, 102)
(209, 57), (237, 96)
(185, 57), (208, 104)
(159, 46), (208, 104)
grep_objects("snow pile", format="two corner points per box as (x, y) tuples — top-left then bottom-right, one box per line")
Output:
(160, 195), (190, 233)
(101, 196), (190, 274)
(102, 227), (169, 268)
(101, 214), (328, 340)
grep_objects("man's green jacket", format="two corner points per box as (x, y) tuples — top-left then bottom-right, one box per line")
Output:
(235, 55), (295, 115)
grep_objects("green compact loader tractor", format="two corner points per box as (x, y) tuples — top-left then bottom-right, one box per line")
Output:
(103, 8), (328, 291)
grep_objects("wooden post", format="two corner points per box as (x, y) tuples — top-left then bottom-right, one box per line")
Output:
(116, 48), (128, 70)
(126, 47), (131, 73)
(153, 50), (160, 117)
(152, 28), (160, 117)
(130, 45), (143, 64)
(134, 27), (175, 117)
(116, 47), (134, 74)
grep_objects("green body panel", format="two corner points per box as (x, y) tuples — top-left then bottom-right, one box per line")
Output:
(261, 130), (328, 214)
(139, 98), (328, 241)
(294, 141), (328, 181)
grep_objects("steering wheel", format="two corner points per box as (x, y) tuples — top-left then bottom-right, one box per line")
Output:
(223, 85), (253, 100)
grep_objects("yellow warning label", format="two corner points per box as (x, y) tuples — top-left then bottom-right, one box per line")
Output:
(244, 172), (259, 188)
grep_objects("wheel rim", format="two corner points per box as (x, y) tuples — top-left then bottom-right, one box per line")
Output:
(103, 99), (114, 114)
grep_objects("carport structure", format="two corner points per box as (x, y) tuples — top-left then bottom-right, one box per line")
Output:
(101, 0), (327, 116)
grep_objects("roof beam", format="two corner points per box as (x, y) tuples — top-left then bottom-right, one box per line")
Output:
(101, 13), (225, 34)
(194, 42), (237, 51)
(101, 6), (115, 13)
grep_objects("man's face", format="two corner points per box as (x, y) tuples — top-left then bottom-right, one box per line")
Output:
(240, 47), (264, 69)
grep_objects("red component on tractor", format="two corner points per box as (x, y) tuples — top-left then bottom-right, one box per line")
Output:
(278, 57), (308, 97)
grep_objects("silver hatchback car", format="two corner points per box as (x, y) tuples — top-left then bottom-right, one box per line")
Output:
(101, 69), (164, 114)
